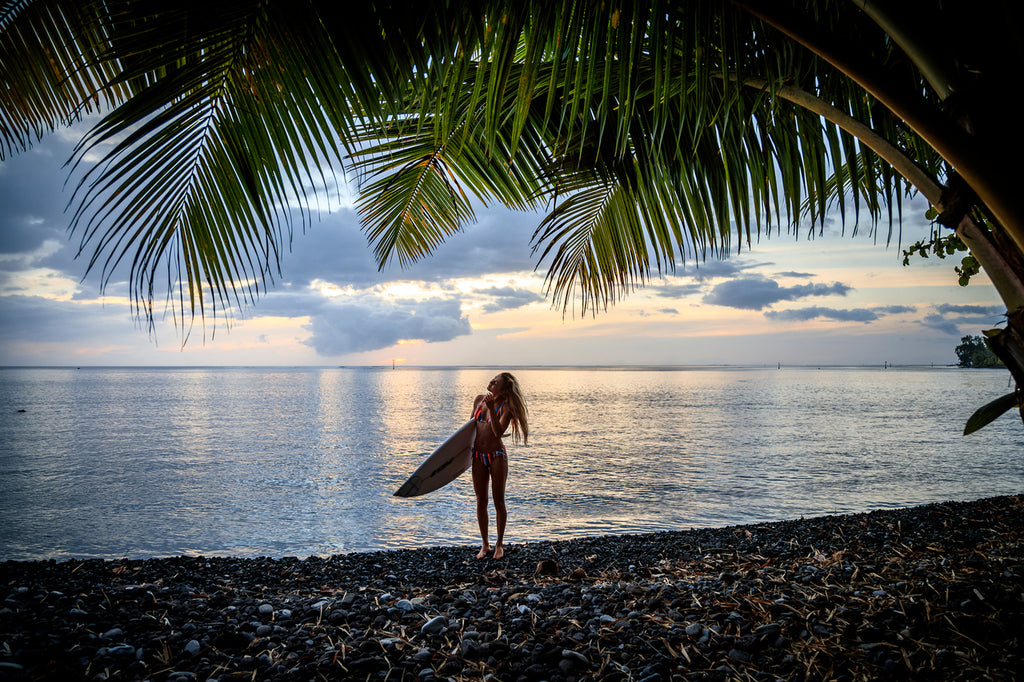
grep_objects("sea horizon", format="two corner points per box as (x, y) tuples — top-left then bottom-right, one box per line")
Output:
(0, 361), (975, 370)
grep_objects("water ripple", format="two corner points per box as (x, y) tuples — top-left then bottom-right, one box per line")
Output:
(1, 366), (1021, 560)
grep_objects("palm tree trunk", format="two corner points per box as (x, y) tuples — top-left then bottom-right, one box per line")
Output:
(741, 76), (1024, 422)
(737, 0), (1024, 425)
(988, 308), (1024, 421)
(736, 0), (1024, 259)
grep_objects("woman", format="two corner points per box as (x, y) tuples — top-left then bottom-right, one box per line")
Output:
(471, 372), (528, 559)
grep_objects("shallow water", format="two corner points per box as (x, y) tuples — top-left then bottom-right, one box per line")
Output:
(1, 365), (1021, 560)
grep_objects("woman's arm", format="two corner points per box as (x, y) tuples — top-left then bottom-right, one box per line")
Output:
(482, 395), (512, 439)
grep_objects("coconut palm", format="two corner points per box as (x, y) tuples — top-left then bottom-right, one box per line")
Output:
(2, 0), (1022, 430)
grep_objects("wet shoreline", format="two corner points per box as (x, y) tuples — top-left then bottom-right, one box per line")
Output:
(2, 494), (1022, 680)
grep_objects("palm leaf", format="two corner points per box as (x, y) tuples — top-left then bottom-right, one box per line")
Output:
(60, 0), (457, 327)
(352, 1), (937, 315)
(4, 0), (961, 330)
(350, 119), (554, 267)
(0, 0), (130, 157)
(964, 391), (1021, 435)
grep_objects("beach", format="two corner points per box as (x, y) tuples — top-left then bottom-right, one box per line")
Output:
(1, 494), (1021, 680)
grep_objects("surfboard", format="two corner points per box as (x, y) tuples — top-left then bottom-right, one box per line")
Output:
(393, 419), (477, 497)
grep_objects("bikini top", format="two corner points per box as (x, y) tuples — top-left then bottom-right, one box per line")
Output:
(474, 401), (503, 424)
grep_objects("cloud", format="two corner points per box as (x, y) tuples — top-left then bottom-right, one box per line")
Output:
(934, 303), (1005, 317)
(875, 305), (917, 315)
(477, 285), (545, 313)
(654, 282), (705, 299)
(918, 303), (1005, 336)
(764, 304), (916, 325)
(0, 142), (528, 362)
(303, 297), (471, 355)
(919, 314), (963, 336)
(269, 202), (547, 302)
(765, 307), (878, 323)
(704, 277), (851, 311)
(679, 258), (766, 282)
(775, 270), (816, 278)
(0, 294), (134, 344)
(389, 206), (540, 281)
(0, 218), (65, 258)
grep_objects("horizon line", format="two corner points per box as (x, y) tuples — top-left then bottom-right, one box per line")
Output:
(0, 362), (970, 371)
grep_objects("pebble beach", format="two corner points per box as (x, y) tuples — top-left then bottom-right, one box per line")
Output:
(2, 495), (1022, 681)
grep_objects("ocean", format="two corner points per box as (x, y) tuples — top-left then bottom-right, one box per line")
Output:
(1, 366), (1021, 561)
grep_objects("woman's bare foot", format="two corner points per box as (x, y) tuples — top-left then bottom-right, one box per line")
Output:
(493, 544), (504, 560)
(476, 546), (491, 559)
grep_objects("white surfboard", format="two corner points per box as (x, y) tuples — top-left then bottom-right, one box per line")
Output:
(393, 419), (477, 497)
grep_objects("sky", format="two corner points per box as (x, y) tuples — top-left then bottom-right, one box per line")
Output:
(0, 121), (1007, 368)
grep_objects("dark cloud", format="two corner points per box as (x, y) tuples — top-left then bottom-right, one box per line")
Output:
(678, 258), (765, 282)
(0, 294), (133, 343)
(0, 216), (66, 258)
(369, 205), (539, 285)
(876, 305), (917, 314)
(704, 277), (851, 311)
(278, 213), (386, 289)
(238, 286), (328, 319)
(919, 314), (962, 336)
(775, 270), (816, 278)
(764, 304), (916, 324)
(479, 286), (545, 313)
(918, 303), (1005, 336)
(0, 146), (75, 257)
(0, 295), (70, 342)
(303, 297), (471, 355)
(764, 307), (878, 323)
(637, 307), (680, 317)
(934, 303), (1004, 317)
(264, 201), (547, 302)
(654, 282), (704, 298)
(0, 132), (522, 362)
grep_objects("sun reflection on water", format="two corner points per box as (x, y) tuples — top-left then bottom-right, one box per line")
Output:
(0, 366), (1021, 560)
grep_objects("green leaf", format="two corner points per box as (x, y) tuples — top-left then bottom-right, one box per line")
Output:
(1, 0), (1003, 341)
(964, 392), (1020, 435)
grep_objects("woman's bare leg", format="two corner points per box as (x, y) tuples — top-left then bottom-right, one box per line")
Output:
(491, 456), (508, 559)
(471, 459), (491, 558)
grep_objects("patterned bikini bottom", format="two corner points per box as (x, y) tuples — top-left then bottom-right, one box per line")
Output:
(472, 448), (506, 468)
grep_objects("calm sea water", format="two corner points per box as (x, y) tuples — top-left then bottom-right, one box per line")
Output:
(1, 366), (1021, 561)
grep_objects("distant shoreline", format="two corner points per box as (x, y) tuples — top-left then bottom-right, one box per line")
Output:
(1, 363), (973, 370)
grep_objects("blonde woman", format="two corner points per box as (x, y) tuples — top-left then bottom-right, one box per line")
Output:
(470, 372), (528, 559)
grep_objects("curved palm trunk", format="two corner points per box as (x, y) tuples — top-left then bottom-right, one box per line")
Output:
(734, 80), (1024, 420)
(957, 218), (1024, 423)
(737, 0), (1024, 257)
(737, 0), (1024, 425)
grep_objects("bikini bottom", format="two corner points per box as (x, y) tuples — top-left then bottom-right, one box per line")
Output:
(472, 447), (506, 469)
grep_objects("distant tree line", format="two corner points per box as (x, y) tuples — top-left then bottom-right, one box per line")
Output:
(955, 335), (1004, 368)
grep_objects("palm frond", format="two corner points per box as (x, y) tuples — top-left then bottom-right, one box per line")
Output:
(0, 0), (131, 157)
(351, 122), (479, 269)
(348, 71), (555, 269)
(61, 0), (364, 325)
(4, 0), (965, 328)
(352, 1), (942, 315)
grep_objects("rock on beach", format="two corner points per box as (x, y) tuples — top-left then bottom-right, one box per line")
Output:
(1, 495), (1022, 680)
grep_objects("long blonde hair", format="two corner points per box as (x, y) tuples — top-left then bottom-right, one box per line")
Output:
(498, 372), (529, 445)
